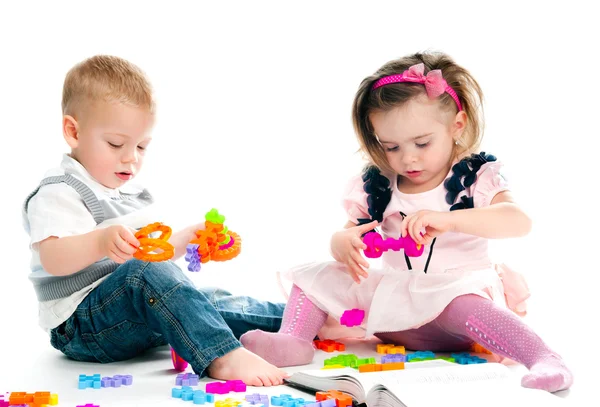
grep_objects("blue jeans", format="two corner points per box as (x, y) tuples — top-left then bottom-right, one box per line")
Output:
(49, 259), (284, 376)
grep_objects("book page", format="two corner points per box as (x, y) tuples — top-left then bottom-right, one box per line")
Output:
(285, 368), (373, 403)
(284, 360), (457, 404)
(287, 363), (566, 406)
(368, 380), (567, 407)
(379, 362), (512, 387)
(369, 363), (566, 407)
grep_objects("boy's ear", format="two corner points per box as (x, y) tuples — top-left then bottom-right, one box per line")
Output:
(63, 115), (79, 149)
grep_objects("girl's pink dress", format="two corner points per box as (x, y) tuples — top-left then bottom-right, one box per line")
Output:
(281, 160), (530, 339)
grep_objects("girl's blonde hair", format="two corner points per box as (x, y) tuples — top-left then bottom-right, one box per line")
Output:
(352, 52), (484, 173)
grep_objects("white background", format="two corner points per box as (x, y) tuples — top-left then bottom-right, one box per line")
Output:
(0, 0), (597, 404)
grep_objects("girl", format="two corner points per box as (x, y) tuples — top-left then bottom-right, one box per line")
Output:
(241, 52), (573, 393)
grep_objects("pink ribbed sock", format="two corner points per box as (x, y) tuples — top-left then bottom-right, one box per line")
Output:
(240, 285), (327, 367)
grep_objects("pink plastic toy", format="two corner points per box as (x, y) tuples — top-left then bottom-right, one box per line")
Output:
(171, 348), (189, 372)
(205, 380), (246, 394)
(363, 232), (424, 258)
(340, 308), (365, 327)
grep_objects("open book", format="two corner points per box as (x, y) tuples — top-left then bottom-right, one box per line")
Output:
(284, 360), (567, 407)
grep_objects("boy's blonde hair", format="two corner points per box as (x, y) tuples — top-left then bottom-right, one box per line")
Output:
(62, 55), (155, 116)
(352, 52), (484, 173)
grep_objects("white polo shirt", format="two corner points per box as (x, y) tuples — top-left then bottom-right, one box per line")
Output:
(23, 154), (157, 331)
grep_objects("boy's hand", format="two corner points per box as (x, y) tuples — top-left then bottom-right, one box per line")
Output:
(100, 225), (140, 263)
(330, 220), (378, 284)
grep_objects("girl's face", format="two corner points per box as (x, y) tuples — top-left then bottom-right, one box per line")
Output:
(370, 96), (466, 193)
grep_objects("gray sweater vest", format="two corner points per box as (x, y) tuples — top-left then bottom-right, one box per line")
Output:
(23, 174), (154, 301)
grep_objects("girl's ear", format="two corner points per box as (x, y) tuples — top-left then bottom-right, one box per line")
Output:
(452, 110), (467, 142)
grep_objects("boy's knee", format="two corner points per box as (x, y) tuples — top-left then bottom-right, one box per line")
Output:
(197, 287), (233, 303)
(124, 260), (190, 293)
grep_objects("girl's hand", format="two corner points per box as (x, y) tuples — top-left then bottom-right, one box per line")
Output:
(330, 220), (378, 284)
(401, 211), (455, 245)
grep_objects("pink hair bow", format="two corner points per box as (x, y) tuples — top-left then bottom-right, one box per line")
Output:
(401, 63), (447, 98)
(372, 63), (462, 110)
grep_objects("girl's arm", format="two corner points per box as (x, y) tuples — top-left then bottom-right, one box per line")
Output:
(451, 191), (532, 238)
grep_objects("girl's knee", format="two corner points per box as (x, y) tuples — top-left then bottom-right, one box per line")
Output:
(447, 294), (485, 310)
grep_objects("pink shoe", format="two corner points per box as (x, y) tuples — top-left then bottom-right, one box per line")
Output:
(171, 347), (188, 371)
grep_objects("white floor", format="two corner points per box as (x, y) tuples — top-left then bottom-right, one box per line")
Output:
(0, 336), (587, 407)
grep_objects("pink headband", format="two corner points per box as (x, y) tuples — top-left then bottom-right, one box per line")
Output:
(371, 63), (463, 111)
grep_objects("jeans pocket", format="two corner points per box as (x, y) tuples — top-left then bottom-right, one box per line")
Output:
(51, 317), (103, 363)
(87, 320), (163, 362)
(50, 320), (71, 351)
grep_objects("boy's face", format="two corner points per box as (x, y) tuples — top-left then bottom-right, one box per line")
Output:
(65, 100), (154, 189)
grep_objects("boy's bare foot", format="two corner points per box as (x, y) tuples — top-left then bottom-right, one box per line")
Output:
(206, 347), (289, 387)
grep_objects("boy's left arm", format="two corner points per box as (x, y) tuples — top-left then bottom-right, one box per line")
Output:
(170, 223), (205, 260)
(450, 191), (532, 239)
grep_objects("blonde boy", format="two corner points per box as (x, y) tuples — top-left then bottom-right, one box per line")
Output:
(22, 55), (287, 386)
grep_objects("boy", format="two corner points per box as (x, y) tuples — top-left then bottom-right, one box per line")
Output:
(22, 55), (287, 386)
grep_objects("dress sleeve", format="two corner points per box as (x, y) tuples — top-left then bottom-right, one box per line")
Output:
(341, 174), (370, 224)
(471, 161), (510, 208)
